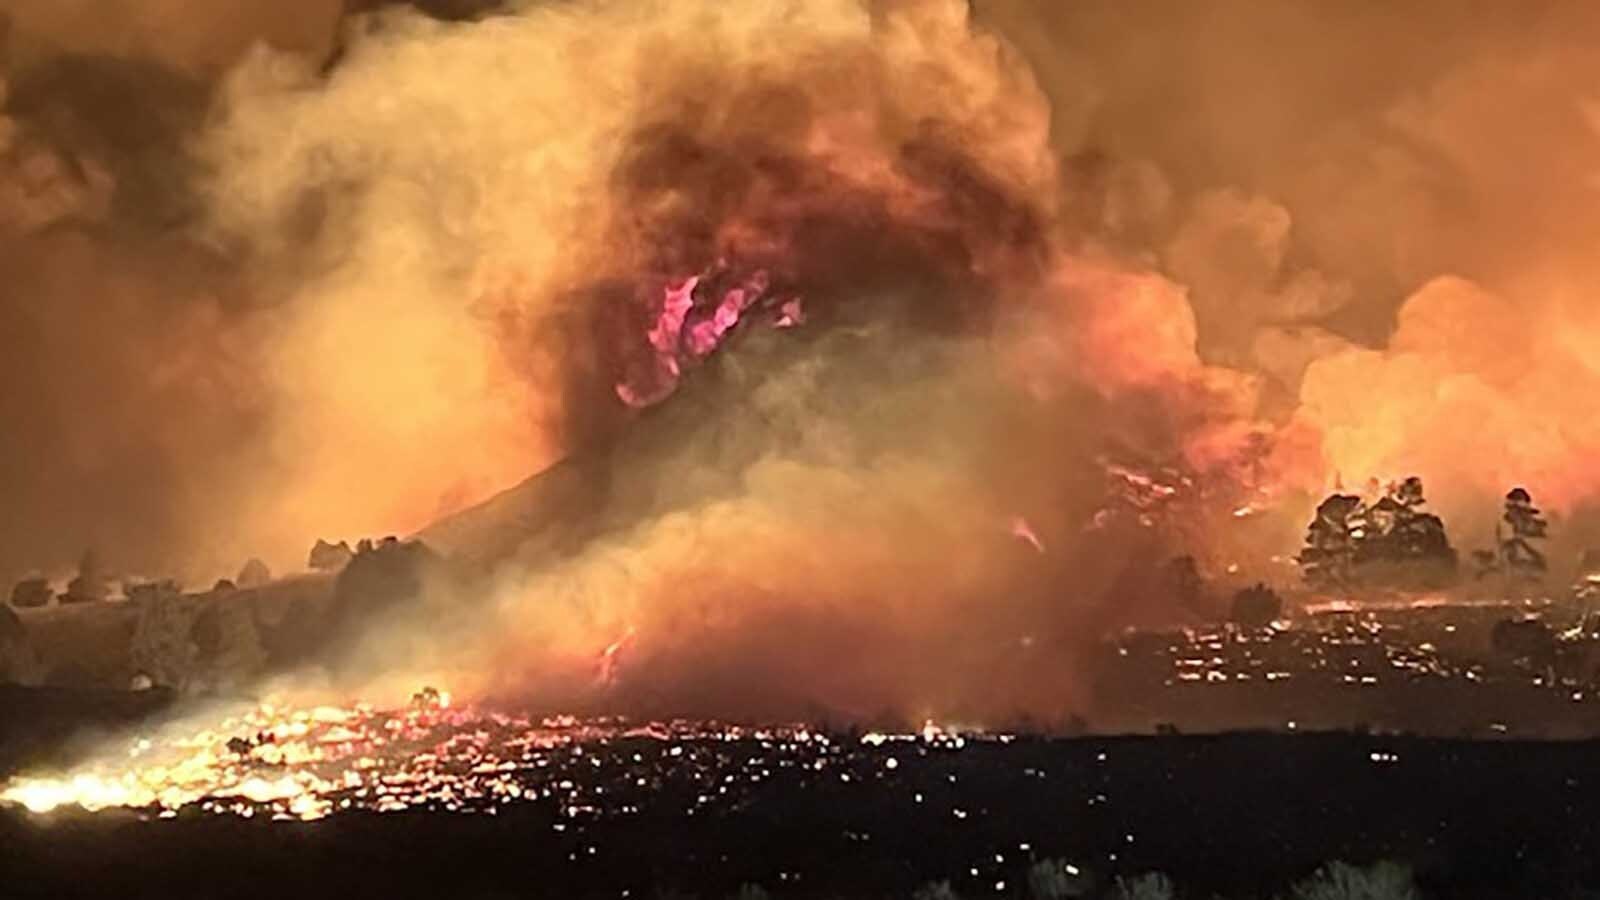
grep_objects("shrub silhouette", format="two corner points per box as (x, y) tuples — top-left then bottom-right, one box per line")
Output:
(1290, 860), (1418, 900)
(912, 881), (961, 900)
(1028, 858), (1092, 898)
(1230, 583), (1283, 629)
(1113, 873), (1175, 900)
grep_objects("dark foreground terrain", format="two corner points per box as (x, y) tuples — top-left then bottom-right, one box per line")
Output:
(2, 725), (1598, 899)
(0, 684), (177, 774)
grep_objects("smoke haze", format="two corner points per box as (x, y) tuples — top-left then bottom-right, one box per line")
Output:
(5, 0), (1600, 720)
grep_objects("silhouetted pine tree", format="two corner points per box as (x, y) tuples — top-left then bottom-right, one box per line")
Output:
(1384, 477), (1455, 566)
(1499, 487), (1548, 579)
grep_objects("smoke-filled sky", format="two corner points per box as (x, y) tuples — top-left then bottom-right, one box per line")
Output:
(5, 0), (1600, 717)
(979, 0), (1600, 539)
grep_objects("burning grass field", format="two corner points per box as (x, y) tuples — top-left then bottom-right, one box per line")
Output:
(0, 689), (955, 822)
(6, 691), (1600, 899)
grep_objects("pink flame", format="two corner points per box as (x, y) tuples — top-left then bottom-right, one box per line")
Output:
(595, 625), (637, 687)
(648, 277), (698, 355)
(1009, 516), (1045, 554)
(616, 267), (799, 409)
(775, 297), (805, 329)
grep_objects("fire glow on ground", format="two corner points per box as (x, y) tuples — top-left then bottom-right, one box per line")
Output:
(1, 690), (992, 823)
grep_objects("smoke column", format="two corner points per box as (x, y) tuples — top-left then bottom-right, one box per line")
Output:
(189, 0), (1281, 721)
(5, 0), (1600, 720)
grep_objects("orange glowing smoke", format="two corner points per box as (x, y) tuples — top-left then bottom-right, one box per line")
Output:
(18, 0), (1600, 739)
(1297, 276), (1600, 532)
(7, 0), (1600, 594)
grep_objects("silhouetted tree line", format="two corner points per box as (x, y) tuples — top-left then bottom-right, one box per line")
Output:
(1298, 477), (1456, 589)
(1, 535), (446, 693)
(1299, 479), (1550, 591)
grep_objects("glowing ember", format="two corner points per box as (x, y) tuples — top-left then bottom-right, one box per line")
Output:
(1086, 461), (1192, 531)
(1, 695), (995, 822)
(1009, 516), (1045, 554)
(596, 625), (637, 686)
(775, 297), (805, 329)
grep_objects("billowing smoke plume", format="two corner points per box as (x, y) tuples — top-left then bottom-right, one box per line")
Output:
(981, 0), (1600, 555)
(0, 7), (274, 584)
(7, 0), (1600, 721)
(196, 0), (1279, 721)
(0, 0), (527, 583)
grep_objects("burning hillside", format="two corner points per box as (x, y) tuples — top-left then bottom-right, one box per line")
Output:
(199, 0), (1297, 723)
(5, 0), (1600, 730)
